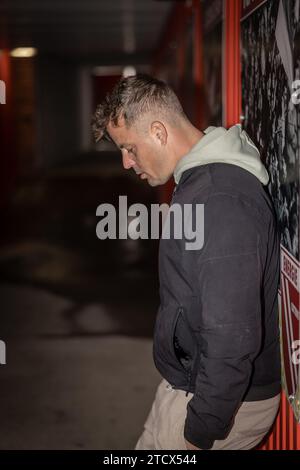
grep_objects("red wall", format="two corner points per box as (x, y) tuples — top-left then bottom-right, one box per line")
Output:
(154, 0), (300, 450)
(0, 50), (16, 206)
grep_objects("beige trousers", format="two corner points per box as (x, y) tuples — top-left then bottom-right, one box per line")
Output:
(135, 378), (280, 450)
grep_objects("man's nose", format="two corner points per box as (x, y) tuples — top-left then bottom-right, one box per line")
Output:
(122, 151), (135, 170)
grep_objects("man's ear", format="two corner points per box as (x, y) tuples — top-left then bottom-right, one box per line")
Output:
(150, 121), (168, 146)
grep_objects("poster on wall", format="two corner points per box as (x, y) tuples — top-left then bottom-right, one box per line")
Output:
(241, 0), (300, 421)
(241, 0), (268, 21)
(280, 246), (300, 422)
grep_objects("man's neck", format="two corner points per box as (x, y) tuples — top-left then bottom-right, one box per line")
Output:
(172, 123), (204, 169)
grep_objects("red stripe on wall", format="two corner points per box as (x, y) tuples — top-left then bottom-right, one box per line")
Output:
(193, 0), (204, 129)
(224, 0), (242, 127)
(258, 391), (300, 450)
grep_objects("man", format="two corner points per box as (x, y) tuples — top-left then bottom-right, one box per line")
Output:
(92, 74), (281, 450)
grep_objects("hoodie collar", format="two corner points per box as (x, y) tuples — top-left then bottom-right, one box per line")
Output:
(173, 124), (269, 186)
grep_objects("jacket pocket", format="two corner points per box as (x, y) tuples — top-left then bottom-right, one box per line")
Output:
(171, 307), (198, 375)
(153, 304), (198, 386)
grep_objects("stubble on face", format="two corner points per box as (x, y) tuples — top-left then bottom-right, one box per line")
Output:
(106, 118), (170, 187)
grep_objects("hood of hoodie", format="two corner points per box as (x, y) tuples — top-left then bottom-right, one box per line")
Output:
(173, 124), (269, 186)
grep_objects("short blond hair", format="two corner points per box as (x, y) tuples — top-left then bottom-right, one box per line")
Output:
(91, 74), (186, 142)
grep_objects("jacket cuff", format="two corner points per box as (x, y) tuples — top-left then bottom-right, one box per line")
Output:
(184, 421), (215, 450)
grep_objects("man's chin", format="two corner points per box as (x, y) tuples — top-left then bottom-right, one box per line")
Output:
(147, 175), (171, 187)
(146, 177), (164, 187)
(138, 172), (170, 187)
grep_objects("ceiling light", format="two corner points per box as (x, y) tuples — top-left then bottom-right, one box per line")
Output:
(10, 47), (37, 58)
(122, 66), (136, 78)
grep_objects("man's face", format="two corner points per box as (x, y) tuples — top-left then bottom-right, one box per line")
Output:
(106, 118), (171, 187)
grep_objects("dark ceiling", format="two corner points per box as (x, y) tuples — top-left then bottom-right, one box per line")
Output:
(0, 0), (174, 64)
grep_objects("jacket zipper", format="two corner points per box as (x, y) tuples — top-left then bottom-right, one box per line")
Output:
(175, 306), (193, 397)
(171, 185), (178, 202)
(186, 370), (192, 397)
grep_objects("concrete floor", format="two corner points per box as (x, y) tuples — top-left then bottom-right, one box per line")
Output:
(0, 152), (162, 449)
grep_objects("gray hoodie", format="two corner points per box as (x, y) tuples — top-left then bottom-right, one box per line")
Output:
(173, 123), (269, 186)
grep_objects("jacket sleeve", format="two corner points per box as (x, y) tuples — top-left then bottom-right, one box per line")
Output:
(183, 194), (263, 450)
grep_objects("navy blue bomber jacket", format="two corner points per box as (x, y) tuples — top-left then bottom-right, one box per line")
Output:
(152, 163), (281, 450)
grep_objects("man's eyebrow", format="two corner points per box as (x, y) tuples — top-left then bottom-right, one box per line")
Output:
(104, 132), (132, 150)
(104, 132), (125, 150)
